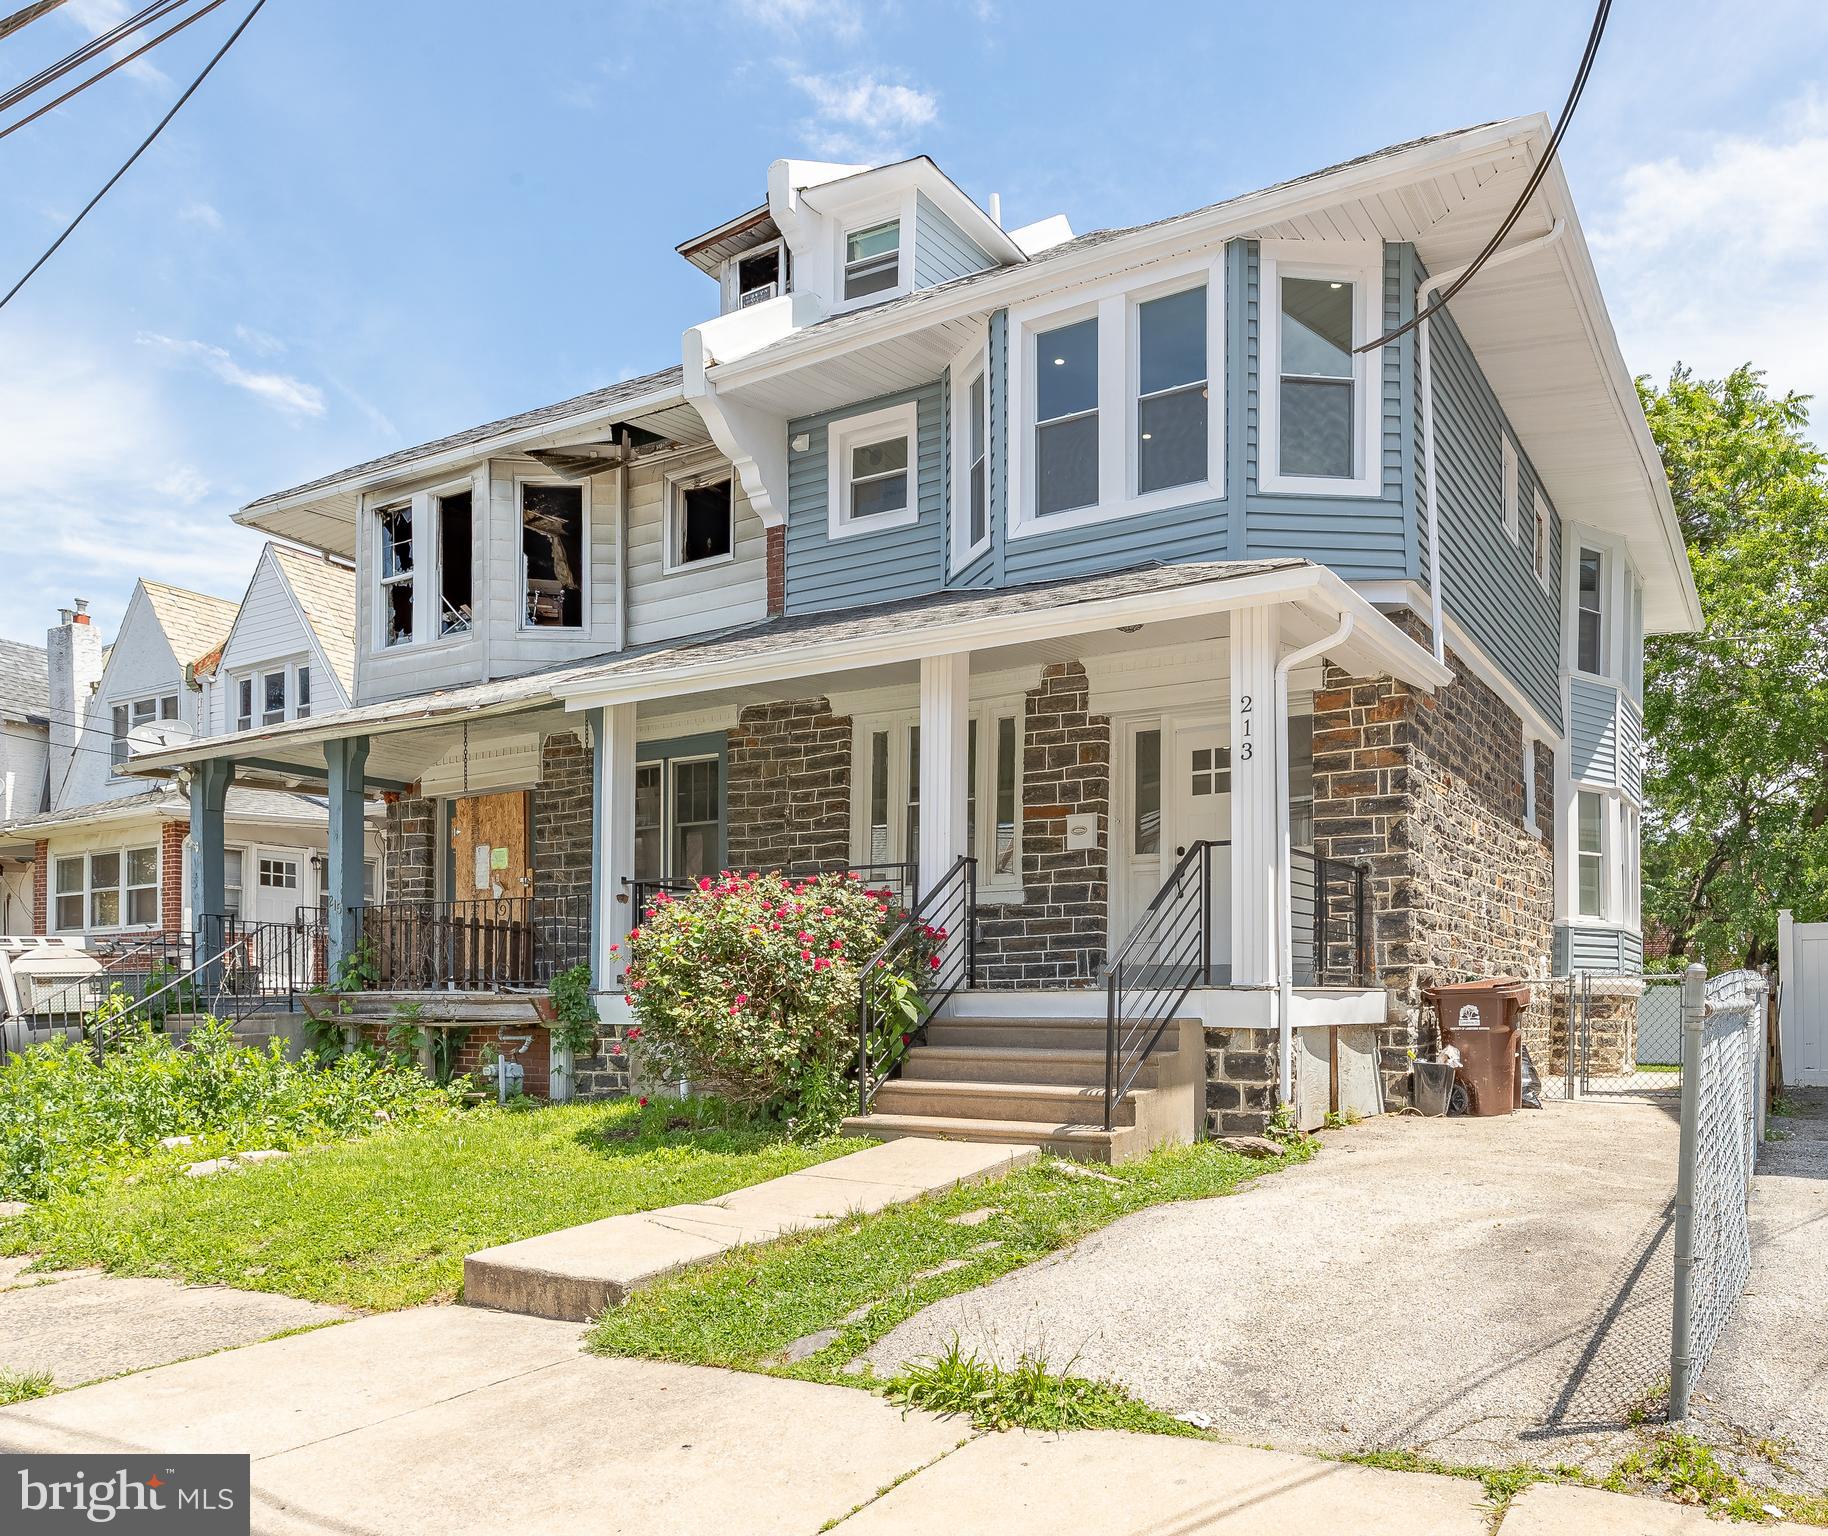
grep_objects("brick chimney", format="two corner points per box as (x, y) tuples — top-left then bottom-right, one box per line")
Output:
(46, 598), (102, 811)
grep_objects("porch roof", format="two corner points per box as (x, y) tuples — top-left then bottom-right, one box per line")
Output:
(120, 559), (1449, 788)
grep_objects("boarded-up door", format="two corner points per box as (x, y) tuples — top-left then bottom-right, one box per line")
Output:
(451, 791), (532, 904)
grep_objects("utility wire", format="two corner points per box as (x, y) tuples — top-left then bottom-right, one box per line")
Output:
(0, 0), (268, 315)
(0, 0), (188, 113)
(0, 0), (70, 43)
(0, 0), (228, 142)
(1355, 0), (1611, 353)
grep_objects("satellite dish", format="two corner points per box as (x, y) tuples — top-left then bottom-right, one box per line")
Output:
(126, 719), (193, 755)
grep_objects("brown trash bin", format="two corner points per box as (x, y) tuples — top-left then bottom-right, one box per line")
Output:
(1422, 978), (1532, 1116)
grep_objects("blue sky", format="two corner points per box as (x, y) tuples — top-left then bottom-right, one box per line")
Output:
(3, 0), (1826, 644)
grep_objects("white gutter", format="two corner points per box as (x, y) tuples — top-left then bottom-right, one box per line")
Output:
(1414, 218), (1567, 664)
(615, 427), (631, 652)
(1276, 611), (1354, 1107)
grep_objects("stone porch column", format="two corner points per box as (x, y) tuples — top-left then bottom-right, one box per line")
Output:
(188, 757), (235, 993)
(591, 703), (638, 989)
(324, 737), (369, 976)
(917, 653), (970, 901)
(1229, 606), (1280, 986)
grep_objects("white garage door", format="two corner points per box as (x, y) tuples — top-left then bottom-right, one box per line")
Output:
(1782, 919), (1828, 1086)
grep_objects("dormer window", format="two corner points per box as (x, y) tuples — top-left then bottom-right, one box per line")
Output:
(736, 246), (782, 308)
(843, 219), (900, 301)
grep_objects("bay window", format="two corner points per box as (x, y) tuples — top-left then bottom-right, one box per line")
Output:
(1034, 316), (1099, 516)
(1576, 790), (1606, 919)
(966, 368), (988, 551)
(1278, 276), (1355, 479)
(262, 669), (287, 726)
(1576, 547), (1605, 674)
(54, 846), (158, 930)
(1136, 285), (1208, 494)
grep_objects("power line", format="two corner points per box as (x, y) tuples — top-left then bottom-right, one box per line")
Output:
(0, 0), (70, 44)
(0, 0), (269, 315)
(0, 0), (190, 114)
(1, 0), (228, 142)
(1356, 0), (1612, 354)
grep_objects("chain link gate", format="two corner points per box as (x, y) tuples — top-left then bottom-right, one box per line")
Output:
(1537, 972), (1686, 1101)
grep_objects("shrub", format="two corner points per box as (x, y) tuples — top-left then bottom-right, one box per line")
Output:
(0, 1016), (467, 1202)
(623, 870), (917, 1132)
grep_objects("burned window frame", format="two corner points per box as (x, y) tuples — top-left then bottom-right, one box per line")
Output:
(517, 478), (589, 631)
(435, 487), (474, 636)
(375, 500), (416, 648)
(665, 465), (735, 573)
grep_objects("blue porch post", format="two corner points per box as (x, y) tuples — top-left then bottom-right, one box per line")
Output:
(188, 757), (235, 999)
(325, 736), (370, 978)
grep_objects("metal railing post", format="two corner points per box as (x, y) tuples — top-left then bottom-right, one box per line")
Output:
(1104, 964), (1119, 1132)
(1669, 961), (1707, 1420)
(966, 858), (978, 989)
(1201, 842), (1214, 987)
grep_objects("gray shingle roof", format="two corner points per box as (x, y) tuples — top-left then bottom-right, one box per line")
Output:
(0, 638), (49, 722)
(140, 581), (239, 667)
(0, 784), (352, 837)
(243, 365), (685, 513)
(270, 546), (358, 696)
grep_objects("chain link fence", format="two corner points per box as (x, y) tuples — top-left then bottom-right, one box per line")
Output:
(1669, 966), (1766, 1420)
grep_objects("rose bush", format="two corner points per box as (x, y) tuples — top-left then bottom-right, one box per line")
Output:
(622, 870), (911, 1133)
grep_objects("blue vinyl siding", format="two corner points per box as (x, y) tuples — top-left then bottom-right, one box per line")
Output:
(913, 193), (997, 289)
(785, 380), (946, 613)
(1617, 691), (1644, 802)
(1238, 240), (1410, 581)
(1569, 676), (1620, 786)
(1553, 924), (1644, 975)
(1425, 289), (1564, 728)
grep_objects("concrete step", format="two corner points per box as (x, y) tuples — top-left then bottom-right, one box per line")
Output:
(872, 1077), (1136, 1127)
(925, 1018), (1111, 1050)
(901, 1043), (1158, 1090)
(839, 1111), (1137, 1165)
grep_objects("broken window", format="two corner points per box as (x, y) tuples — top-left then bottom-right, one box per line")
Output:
(438, 490), (473, 635)
(736, 246), (781, 307)
(522, 484), (585, 628)
(377, 502), (414, 646)
(672, 477), (732, 567)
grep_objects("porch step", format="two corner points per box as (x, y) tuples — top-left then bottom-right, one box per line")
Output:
(299, 991), (546, 1026)
(838, 1111), (1140, 1164)
(901, 1043), (1160, 1090)
(925, 1017), (1111, 1051)
(872, 1077), (1135, 1128)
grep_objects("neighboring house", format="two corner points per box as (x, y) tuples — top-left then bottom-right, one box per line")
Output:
(133, 116), (1699, 1142)
(0, 556), (378, 953)
(0, 637), (50, 934)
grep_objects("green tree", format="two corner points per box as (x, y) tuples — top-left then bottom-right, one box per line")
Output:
(1640, 364), (1828, 968)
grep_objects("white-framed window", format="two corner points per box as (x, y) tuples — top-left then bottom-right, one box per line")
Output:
(1533, 484), (1552, 589)
(235, 678), (253, 732)
(727, 240), (786, 312)
(436, 488), (473, 636)
(53, 846), (159, 930)
(950, 348), (990, 571)
(1256, 242), (1383, 497)
(842, 218), (901, 302)
(1501, 436), (1519, 544)
(261, 669), (287, 726)
(1575, 546), (1606, 675)
(258, 856), (299, 891)
(1006, 252), (1225, 538)
(376, 501), (415, 647)
(223, 848), (244, 919)
(1623, 802), (1641, 927)
(371, 481), (474, 650)
(519, 479), (588, 629)
(665, 467), (735, 572)
(110, 694), (178, 766)
(850, 704), (1024, 897)
(296, 665), (312, 719)
(1576, 789), (1607, 920)
(231, 662), (312, 731)
(631, 754), (722, 883)
(827, 401), (919, 539)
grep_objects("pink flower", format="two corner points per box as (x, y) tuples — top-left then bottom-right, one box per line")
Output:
(698, 877), (712, 890)
(628, 927), (643, 942)
(733, 992), (749, 1006)
(928, 954), (941, 970)
(820, 906), (835, 917)
(830, 938), (843, 950)
(626, 1026), (642, 1041)
(638, 1096), (649, 1107)
(801, 949), (814, 962)
(813, 957), (831, 971)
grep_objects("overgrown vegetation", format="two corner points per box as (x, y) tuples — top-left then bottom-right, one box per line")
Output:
(547, 963), (601, 1057)
(1605, 1429), (1828, 1526)
(0, 1097), (856, 1311)
(590, 1138), (1309, 1375)
(0, 1369), (54, 1406)
(0, 1016), (466, 1203)
(884, 1341), (1193, 1435)
(1339, 1448), (1586, 1515)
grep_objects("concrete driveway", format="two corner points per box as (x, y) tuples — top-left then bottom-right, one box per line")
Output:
(868, 1100), (1684, 1475)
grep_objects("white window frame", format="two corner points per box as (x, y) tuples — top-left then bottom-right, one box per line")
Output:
(1573, 544), (1608, 678)
(1256, 240), (1384, 498)
(1533, 483), (1553, 591)
(1006, 250), (1227, 540)
(1501, 436), (1519, 544)
(368, 479), (482, 653)
(53, 845), (160, 932)
(832, 197), (911, 313)
(373, 498), (417, 649)
(235, 676), (254, 732)
(432, 484), (475, 638)
(827, 401), (920, 541)
(1575, 788), (1608, 921)
(515, 476), (592, 633)
(663, 462), (737, 574)
(260, 668), (287, 727)
(948, 335), (991, 572)
(723, 238), (787, 313)
(296, 664), (312, 719)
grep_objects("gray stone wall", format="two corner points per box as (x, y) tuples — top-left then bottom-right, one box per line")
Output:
(532, 731), (592, 905)
(725, 698), (852, 873)
(382, 794), (436, 902)
(977, 661), (1110, 988)
(1204, 1026), (1278, 1137)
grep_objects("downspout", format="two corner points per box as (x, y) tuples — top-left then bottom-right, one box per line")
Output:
(1276, 610), (1354, 1107)
(1414, 219), (1567, 664)
(615, 427), (631, 652)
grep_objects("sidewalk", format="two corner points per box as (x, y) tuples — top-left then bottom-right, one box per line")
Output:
(0, 1307), (1805, 1535)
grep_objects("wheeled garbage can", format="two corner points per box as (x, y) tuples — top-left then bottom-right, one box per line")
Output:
(1421, 978), (1532, 1116)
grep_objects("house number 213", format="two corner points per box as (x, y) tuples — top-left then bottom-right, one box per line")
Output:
(1237, 694), (1253, 761)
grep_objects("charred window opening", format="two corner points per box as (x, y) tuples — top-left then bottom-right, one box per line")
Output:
(522, 483), (584, 628)
(439, 490), (473, 635)
(378, 502), (414, 646)
(674, 478), (733, 567)
(736, 247), (781, 306)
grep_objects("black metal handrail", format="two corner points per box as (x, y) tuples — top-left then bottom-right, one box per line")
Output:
(855, 856), (977, 1115)
(353, 896), (589, 991)
(1290, 848), (1374, 988)
(1104, 839), (1223, 1131)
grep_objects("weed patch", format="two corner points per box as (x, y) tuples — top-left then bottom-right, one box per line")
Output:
(0, 1369), (54, 1406)
(884, 1340), (1194, 1435)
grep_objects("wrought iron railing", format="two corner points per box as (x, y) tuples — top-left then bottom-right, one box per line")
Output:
(855, 856), (977, 1115)
(1103, 839), (1222, 1131)
(354, 896), (589, 991)
(1290, 848), (1373, 988)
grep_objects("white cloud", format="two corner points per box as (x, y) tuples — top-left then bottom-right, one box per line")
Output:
(734, 0), (863, 43)
(1591, 91), (1828, 430)
(790, 70), (937, 161)
(233, 323), (286, 357)
(178, 201), (224, 231)
(136, 332), (327, 418)
(64, 0), (171, 87)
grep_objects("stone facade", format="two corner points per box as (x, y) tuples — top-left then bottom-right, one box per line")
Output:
(381, 794), (437, 902)
(1310, 627), (1557, 1106)
(532, 731), (592, 905)
(977, 662), (1110, 988)
(1204, 1025), (1278, 1136)
(725, 698), (852, 873)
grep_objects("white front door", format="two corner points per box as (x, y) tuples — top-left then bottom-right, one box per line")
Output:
(1787, 922), (1828, 1086)
(1172, 724), (1232, 981)
(250, 849), (305, 927)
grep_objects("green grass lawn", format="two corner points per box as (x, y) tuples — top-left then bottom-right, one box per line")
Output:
(589, 1137), (1311, 1383)
(0, 1099), (859, 1312)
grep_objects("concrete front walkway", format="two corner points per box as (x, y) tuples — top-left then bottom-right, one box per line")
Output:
(466, 1135), (1036, 1320)
(0, 1307), (1807, 1535)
